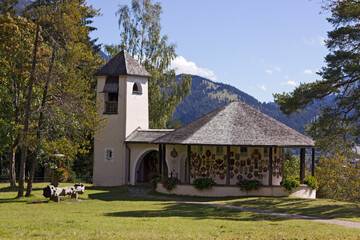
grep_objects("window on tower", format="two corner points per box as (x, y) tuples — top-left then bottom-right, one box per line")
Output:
(103, 76), (119, 114)
(132, 82), (142, 94)
(105, 148), (114, 162)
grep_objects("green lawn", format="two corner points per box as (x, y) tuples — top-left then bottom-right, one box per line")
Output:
(1, 183), (360, 239)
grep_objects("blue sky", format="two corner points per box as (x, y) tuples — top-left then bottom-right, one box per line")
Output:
(87, 0), (332, 103)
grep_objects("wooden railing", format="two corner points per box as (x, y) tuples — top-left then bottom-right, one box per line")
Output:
(105, 101), (118, 113)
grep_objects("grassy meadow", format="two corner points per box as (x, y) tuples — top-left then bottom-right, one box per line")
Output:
(1, 183), (360, 239)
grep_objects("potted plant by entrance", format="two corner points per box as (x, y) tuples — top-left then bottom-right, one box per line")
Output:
(162, 176), (179, 191)
(51, 167), (68, 187)
(151, 174), (161, 189)
(303, 176), (318, 190)
(281, 176), (300, 193)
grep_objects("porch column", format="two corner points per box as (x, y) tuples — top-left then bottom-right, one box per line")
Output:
(311, 148), (315, 177)
(162, 144), (166, 179)
(187, 145), (191, 184)
(268, 147), (273, 186)
(159, 144), (163, 180)
(226, 146), (230, 185)
(300, 148), (305, 183)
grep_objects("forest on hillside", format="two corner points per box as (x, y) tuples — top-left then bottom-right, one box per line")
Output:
(173, 75), (317, 134)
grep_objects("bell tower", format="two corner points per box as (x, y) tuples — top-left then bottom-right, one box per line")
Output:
(93, 49), (151, 186)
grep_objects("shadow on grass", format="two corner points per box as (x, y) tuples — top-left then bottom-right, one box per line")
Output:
(0, 186), (43, 193)
(87, 185), (176, 202)
(0, 198), (30, 204)
(90, 186), (360, 221)
(0, 186), (47, 204)
(87, 186), (153, 202)
(103, 201), (287, 222)
(227, 198), (360, 220)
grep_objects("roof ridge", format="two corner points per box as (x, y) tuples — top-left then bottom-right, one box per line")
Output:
(153, 100), (314, 147)
(94, 50), (151, 77)
(138, 129), (174, 132)
(154, 102), (230, 143)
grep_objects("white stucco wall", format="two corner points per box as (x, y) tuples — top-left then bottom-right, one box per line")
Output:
(94, 75), (149, 186)
(125, 76), (149, 137)
(128, 143), (162, 185)
(165, 145), (187, 179)
(93, 76), (127, 186)
(127, 144), (189, 185)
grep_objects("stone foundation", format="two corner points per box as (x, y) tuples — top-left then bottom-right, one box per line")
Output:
(156, 184), (316, 199)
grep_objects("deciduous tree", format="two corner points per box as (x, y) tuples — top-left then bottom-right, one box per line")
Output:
(0, 0), (103, 196)
(105, 0), (191, 128)
(316, 154), (360, 202)
(22, 0), (103, 196)
(0, 13), (42, 187)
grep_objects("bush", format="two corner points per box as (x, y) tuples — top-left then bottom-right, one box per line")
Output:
(304, 176), (318, 190)
(237, 179), (262, 193)
(162, 176), (179, 191)
(316, 154), (360, 202)
(193, 177), (216, 190)
(151, 174), (161, 189)
(281, 176), (300, 192)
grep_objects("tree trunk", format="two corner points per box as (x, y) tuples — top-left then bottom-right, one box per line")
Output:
(25, 152), (38, 196)
(17, 20), (40, 198)
(8, 142), (17, 187)
(26, 47), (56, 197)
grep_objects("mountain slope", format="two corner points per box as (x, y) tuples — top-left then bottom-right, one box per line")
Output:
(173, 75), (317, 134)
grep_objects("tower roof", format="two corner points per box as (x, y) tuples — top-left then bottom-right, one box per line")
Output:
(151, 101), (314, 147)
(94, 50), (152, 78)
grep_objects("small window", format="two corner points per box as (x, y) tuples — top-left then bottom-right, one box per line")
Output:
(103, 77), (119, 114)
(104, 92), (118, 114)
(105, 148), (114, 162)
(108, 92), (118, 101)
(132, 82), (142, 94)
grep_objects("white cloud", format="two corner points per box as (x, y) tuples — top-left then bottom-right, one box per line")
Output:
(265, 67), (281, 75)
(304, 69), (313, 75)
(318, 36), (326, 46)
(284, 75), (289, 79)
(258, 84), (267, 91)
(170, 56), (217, 81)
(302, 38), (315, 46)
(249, 55), (265, 64)
(281, 80), (298, 86)
(302, 36), (326, 46)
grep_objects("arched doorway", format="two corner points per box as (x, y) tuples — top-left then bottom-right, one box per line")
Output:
(136, 150), (168, 184)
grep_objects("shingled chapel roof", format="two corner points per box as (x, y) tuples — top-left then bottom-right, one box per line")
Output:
(94, 50), (152, 78)
(127, 101), (315, 147)
(126, 129), (174, 144)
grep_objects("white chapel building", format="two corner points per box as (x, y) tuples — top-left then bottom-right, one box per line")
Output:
(93, 49), (315, 196)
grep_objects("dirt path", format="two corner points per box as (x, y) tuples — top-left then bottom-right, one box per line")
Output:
(126, 186), (360, 229)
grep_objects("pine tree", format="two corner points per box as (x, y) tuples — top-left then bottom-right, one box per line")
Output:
(274, 0), (360, 153)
